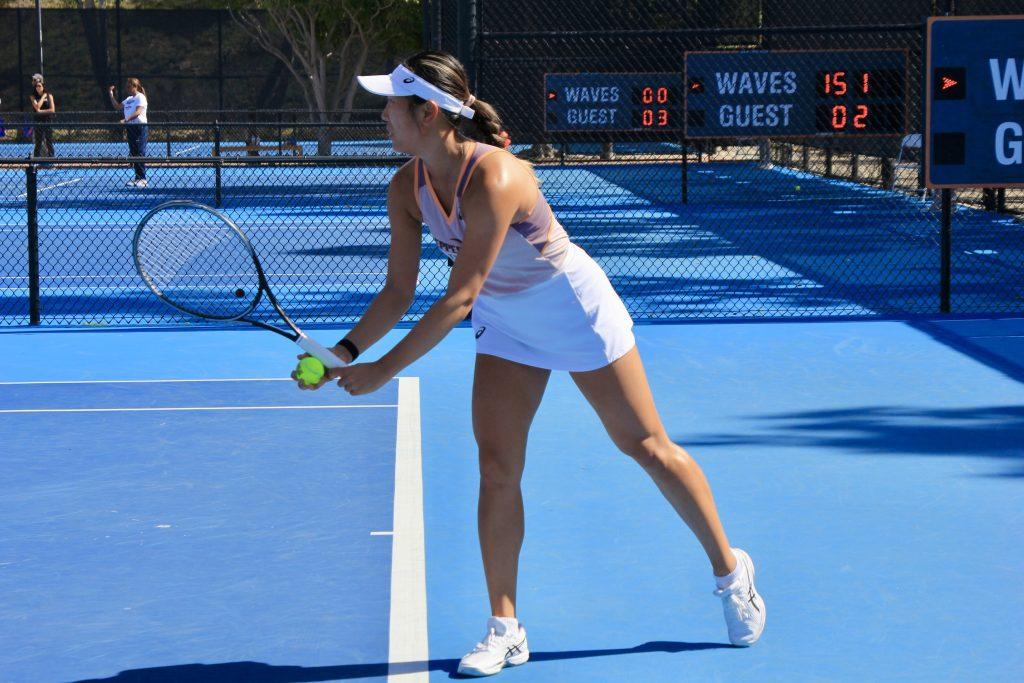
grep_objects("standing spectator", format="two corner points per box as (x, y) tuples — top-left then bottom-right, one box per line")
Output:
(29, 74), (56, 158)
(108, 78), (149, 187)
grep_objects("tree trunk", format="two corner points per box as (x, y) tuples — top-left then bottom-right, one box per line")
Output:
(338, 43), (370, 124)
(310, 57), (332, 155)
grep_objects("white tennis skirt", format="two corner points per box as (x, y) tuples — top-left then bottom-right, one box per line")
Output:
(471, 244), (635, 372)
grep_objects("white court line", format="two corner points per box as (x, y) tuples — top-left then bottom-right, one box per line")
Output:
(0, 228), (134, 234)
(17, 177), (83, 198)
(0, 226), (386, 233)
(388, 377), (428, 682)
(0, 272), (387, 280)
(0, 404), (397, 414)
(0, 377), (296, 385)
(174, 144), (204, 157)
(371, 531), (394, 536)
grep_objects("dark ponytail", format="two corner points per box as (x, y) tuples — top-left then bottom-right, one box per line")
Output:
(461, 97), (511, 149)
(403, 51), (510, 149)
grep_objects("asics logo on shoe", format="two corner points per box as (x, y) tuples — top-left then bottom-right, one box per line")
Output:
(505, 636), (526, 658)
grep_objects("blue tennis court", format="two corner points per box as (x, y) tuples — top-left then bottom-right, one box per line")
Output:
(5, 1), (1024, 679)
(1, 318), (1022, 681)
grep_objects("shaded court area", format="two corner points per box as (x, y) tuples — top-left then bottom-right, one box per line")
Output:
(1, 319), (1022, 681)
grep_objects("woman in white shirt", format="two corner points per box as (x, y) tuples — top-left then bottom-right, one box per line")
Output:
(108, 78), (149, 187)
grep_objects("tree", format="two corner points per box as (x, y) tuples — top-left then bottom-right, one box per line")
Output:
(230, 0), (420, 154)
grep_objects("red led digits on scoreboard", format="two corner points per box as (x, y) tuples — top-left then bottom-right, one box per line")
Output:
(641, 86), (669, 104)
(826, 104), (869, 129)
(641, 109), (670, 127)
(632, 83), (676, 128)
(813, 67), (903, 133)
(819, 71), (876, 96)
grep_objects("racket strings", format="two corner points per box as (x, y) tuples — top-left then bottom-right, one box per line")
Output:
(136, 207), (262, 320)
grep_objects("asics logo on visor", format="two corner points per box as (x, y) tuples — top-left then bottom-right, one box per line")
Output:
(403, 77), (415, 83)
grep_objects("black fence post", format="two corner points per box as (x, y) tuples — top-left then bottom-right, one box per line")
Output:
(217, 10), (225, 112)
(214, 121), (223, 206)
(680, 133), (689, 204)
(457, 0), (477, 89)
(881, 156), (894, 188)
(215, 157), (223, 208)
(17, 9), (26, 113)
(25, 165), (41, 325)
(116, 0), (123, 92)
(423, 0), (433, 49)
(434, 0), (443, 51)
(940, 188), (952, 313)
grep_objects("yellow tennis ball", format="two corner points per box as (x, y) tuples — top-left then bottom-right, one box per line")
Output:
(296, 356), (325, 386)
(794, 184), (801, 191)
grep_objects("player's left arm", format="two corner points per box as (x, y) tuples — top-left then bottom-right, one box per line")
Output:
(335, 153), (529, 394)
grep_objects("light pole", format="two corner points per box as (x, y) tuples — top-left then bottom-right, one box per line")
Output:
(36, 0), (44, 75)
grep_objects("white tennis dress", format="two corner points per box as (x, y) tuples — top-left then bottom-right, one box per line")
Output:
(414, 141), (635, 371)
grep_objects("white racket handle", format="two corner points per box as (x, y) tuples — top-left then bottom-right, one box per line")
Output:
(296, 334), (347, 370)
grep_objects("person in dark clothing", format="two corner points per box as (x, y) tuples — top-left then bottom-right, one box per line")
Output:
(29, 74), (56, 158)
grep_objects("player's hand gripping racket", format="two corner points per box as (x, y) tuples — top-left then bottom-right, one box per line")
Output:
(132, 200), (345, 373)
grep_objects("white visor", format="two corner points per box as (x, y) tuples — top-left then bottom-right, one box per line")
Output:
(357, 65), (475, 119)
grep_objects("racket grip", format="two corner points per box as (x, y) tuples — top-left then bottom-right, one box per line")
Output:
(297, 335), (347, 370)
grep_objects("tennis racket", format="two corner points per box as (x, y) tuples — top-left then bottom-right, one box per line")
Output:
(132, 199), (345, 370)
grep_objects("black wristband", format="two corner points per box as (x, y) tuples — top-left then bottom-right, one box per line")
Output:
(336, 338), (360, 361)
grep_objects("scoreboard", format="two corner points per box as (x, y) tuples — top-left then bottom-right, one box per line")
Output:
(926, 16), (1024, 188)
(544, 51), (908, 138)
(544, 73), (682, 132)
(685, 50), (908, 138)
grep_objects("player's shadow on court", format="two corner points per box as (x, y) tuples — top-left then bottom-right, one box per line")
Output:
(68, 642), (730, 682)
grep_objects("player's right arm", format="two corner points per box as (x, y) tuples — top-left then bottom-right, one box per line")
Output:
(107, 86), (119, 110)
(327, 160), (423, 362)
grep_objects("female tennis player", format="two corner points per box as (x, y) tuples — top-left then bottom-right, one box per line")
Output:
(296, 51), (765, 676)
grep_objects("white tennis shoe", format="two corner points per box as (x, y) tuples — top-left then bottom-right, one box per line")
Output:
(714, 548), (766, 646)
(457, 617), (529, 677)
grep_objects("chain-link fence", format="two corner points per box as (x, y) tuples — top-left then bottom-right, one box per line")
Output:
(1, 120), (395, 159)
(456, 0), (1024, 318)
(2, 1), (1023, 328)
(0, 154), (456, 327)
